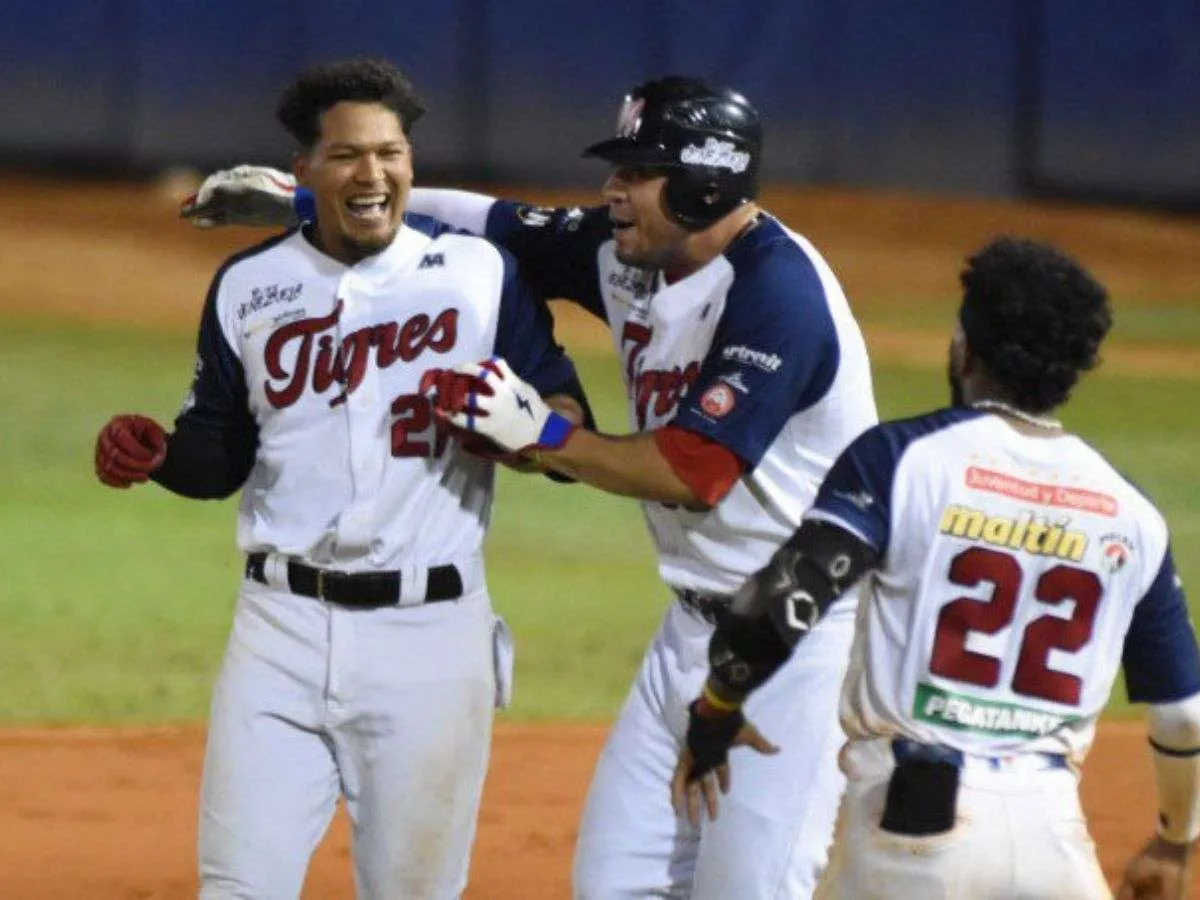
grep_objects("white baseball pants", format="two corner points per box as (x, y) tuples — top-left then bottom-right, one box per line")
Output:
(573, 594), (855, 899)
(198, 575), (511, 900)
(815, 738), (1112, 899)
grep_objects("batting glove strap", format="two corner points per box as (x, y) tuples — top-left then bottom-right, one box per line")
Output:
(537, 410), (577, 451)
(685, 700), (745, 782)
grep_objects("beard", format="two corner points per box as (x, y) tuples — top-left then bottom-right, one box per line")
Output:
(948, 358), (965, 408)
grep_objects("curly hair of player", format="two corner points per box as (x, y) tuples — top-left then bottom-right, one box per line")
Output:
(276, 58), (426, 146)
(958, 236), (1112, 413)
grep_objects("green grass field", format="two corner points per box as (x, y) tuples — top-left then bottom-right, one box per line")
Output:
(2, 311), (1198, 724)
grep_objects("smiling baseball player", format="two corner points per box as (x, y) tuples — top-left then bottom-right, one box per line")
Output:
(96, 58), (588, 899)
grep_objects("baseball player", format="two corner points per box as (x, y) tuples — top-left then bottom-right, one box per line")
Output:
(181, 77), (879, 898)
(672, 237), (1200, 899)
(94, 58), (589, 899)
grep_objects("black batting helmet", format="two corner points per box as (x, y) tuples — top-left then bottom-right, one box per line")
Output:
(583, 76), (763, 231)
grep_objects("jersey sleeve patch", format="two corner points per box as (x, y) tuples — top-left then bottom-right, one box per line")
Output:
(484, 200), (611, 318)
(669, 238), (840, 467)
(1124, 546), (1200, 704)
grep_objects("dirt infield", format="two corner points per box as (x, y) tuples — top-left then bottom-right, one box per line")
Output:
(0, 721), (1172, 898)
(1, 175), (1197, 896)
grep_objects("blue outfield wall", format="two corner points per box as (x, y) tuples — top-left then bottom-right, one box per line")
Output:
(1, 0), (1196, 203)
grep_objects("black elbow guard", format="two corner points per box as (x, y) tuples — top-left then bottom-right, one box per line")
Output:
(760, 520), (878, 648)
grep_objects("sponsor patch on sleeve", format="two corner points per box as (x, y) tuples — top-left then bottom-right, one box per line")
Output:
(699, 383), (736, 418)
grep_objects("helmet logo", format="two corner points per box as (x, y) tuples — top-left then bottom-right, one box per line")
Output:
(680, 137), (751, 173)
(616, 96), (645, 138)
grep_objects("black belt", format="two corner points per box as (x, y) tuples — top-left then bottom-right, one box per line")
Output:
(245, 553), (463, 609)
(675, 588), (732, 625)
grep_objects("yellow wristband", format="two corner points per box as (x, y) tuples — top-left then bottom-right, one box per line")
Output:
(703, 683), (742, 713)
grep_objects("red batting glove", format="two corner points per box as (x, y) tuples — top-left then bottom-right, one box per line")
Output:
(95, 415), (168, 489)
(419, 367), (520, 463)
(419, 367), (493, 417)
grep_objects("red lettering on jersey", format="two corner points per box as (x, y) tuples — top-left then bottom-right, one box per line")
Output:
(633, 362), (702, 429)
(622, 322), (652, 382)
(965, 466), (1118, 517)
(619, 321), (702, 428)
(264, 302), (461, 409)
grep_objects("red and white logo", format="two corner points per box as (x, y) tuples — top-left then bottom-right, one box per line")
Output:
(1100, 534), (1134, 574)
(700, 383), (736, 418)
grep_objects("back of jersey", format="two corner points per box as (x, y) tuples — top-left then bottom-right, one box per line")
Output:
(813, 409), (1172, 762)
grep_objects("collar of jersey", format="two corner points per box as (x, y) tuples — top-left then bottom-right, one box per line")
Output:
(295, 222), (432, 278)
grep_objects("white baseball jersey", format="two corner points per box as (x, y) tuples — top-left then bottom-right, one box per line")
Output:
(404, 190), (878, 898)
(180, 215), (579, 571)
(472, 201), (878, 593)
(806, 408), (1200, 764)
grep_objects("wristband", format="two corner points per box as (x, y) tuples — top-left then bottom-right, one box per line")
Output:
(537, 411), (577, 451)
(702, 683), (743, 713)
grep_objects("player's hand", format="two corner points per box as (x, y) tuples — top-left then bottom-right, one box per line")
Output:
(95, 415), (168, 489)
(419, 367), (540, 471)
(1117, 835), (1195, 900)
(670, 697), (778, 827)
(180, 165), (300, 228)
(428, 358), (577, 455)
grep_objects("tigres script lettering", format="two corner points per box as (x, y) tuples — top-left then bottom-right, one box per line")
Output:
(264, 301), (459, 408)
(621, 321), (702, 429)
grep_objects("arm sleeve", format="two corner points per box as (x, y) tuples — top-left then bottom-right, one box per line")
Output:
(481, 200), (612, 318)
(670, 249), (840, 468)
(151, 273), (258, 500)
(1123, 546), (1200, 703)
(493, 248), (594, 428)
(407, 188), (496, 236)
(1147, 692), (1200, 843)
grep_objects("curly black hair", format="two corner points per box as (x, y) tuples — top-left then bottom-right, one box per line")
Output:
(959, 236), (1112, 413)
(277, 58), (425, 148)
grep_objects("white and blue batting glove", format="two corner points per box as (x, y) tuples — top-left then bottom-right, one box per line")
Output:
(435, 358), (576, 454)
(180, 165), (301, 228)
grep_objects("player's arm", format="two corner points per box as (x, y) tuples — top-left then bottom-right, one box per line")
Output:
(670, 518), (878, 825)
(1118, 547), (1200, 898)
(96, 270), (257, 499)
(434, 249), (845, 506)
(430, 369), (738, 507)
(671, 424), (896, 823)
(706, 519), (878, 704)
(182, 169), (611, 317)
(531, 425), (738, 508)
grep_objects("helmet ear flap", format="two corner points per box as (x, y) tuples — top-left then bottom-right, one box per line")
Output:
(664, 168), (740, 231)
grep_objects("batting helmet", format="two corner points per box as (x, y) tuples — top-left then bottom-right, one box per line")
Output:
(583, 76), (763, 231)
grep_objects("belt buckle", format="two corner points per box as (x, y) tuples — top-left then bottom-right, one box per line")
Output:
(316, 569), (326, 600)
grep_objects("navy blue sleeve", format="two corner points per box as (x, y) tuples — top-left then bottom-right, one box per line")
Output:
(807, 425), (900, 554)
(671, 240), (839, 467)
(152, 269), (258, 499)
(484, 201), (611, 319)
(178, 284), (255, 434)
(1124, 546), (1200, 703)
(804, 408), (984, 556)
(493, 247), (592, 421)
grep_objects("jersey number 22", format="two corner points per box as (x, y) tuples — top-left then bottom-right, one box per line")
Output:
(929, 547), (1102, 706)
